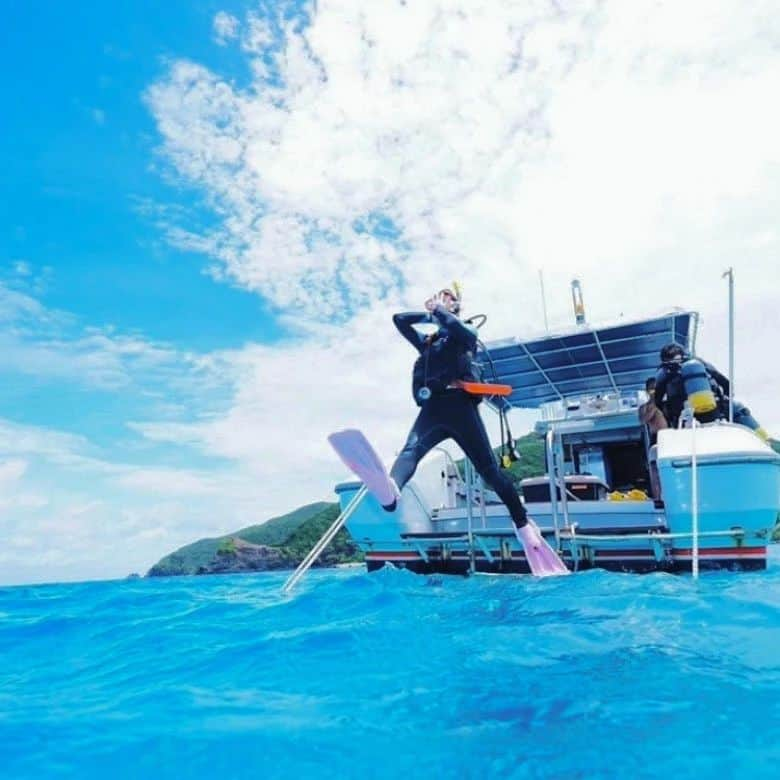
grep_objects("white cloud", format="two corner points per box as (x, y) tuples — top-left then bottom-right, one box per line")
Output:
(117, 467), (225, 496)
(213, 11), (240, 46)
(0, 281), (232, 398)
(144, 0), (780, 436)
(0, 283), (257, 584)
(0, 416), (297, 585)
(146, 1), (780, 331)
(147, 2), (600, 318)
(242, 12), (273, 53)
(0, 281), (51, 324)
(0, 458), (28, 485)
(0, 419), (90, 463)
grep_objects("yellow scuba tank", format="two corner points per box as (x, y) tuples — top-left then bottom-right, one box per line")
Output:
(681, 358), (717, 414)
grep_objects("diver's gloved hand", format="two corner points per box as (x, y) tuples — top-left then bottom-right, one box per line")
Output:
(425, 292), (452, 312)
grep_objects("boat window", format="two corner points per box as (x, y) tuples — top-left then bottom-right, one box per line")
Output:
(602, 441), (649, 493)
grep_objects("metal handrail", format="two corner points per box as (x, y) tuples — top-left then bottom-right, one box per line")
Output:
(545, 429), (560, 541)
(559, 528), (750, 543)
(691, 416), (700, 577)
(464, 460), (476, 574)
(555, 434), (571, 538)
(282, 486), (367, 594)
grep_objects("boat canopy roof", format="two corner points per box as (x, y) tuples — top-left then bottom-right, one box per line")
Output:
(480, 310), (698, 409)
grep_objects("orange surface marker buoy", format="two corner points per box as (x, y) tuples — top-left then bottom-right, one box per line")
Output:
(452, 380), (512, 396)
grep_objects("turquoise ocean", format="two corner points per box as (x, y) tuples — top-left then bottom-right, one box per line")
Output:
(2, 552), (780, 779)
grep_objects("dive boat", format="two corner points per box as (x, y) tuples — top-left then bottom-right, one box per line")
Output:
(334, 307), (780, 575)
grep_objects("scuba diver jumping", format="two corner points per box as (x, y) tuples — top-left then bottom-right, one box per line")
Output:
(386, 287), (525, 515)
(387, 285), (567, 575)
(328, 284), (568, 576)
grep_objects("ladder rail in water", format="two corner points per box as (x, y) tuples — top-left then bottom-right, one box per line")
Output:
(282, 486), (368, 594)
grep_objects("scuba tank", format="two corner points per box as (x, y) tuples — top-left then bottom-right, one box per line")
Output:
(680, 358), (718, 415)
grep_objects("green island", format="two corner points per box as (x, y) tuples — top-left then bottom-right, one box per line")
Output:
(147, 501), (360, 576)
(148, 433), (780, 576)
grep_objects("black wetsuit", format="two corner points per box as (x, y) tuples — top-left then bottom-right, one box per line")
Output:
(654, 359), (729, 428)
(389, 306), (529, 529)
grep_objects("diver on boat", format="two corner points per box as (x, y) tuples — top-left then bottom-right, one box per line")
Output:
(655, 343), (770, 439)
(654, 343), (729, 428)
(387, 285), (568, 575)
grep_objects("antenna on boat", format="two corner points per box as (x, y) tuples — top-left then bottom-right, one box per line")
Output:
(722, 267), (735, 422)
(538, 269), (549, 333)
(571, 278), (586, 326)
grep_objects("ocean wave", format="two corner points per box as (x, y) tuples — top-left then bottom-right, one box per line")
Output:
(2, 562), (780, 778)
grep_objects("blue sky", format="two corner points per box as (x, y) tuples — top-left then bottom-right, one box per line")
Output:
(1, 0), (779, 585)
(1, 0), (299, 465)
(2, 0), (286, 354)
(0, 1), (304, 585)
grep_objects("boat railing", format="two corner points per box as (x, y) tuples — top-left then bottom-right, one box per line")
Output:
(559, 527), (753, 543)
(402, 526), (759, 544)
(562, 524), (754, 572)
(462, 459), (491, 572)
(395, 524), (760, 574)
(546, 429), (565, 544)
(690, 413), (700, 577)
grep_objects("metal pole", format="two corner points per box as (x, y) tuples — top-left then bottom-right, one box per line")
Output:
(722, 268), (735, 422)
(555, 436), (570, 540)
(545, 430), (560, 539)
(691, 420), (699, 579)
(465, 460), (476, 574)
(282, 486), (367, 594)
(478, 474), (487, 529)
(539, 269), (549, 333)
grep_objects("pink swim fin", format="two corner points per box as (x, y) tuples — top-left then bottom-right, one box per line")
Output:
(515, 520), (570, 577)
(328, 429), (400, 509)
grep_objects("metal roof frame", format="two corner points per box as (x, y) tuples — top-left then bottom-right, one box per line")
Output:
(479, 310), (698, 409)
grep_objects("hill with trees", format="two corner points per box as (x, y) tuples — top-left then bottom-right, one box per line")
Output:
(147, 502), (360, 576)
